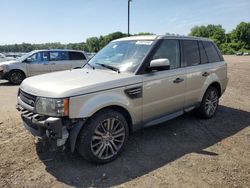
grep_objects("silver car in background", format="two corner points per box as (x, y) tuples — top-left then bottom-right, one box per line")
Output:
(0, 53), (14, 62)
(0, 49), (88, 84)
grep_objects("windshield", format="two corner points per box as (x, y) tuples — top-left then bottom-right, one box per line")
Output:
(17, 51), (34, 62)
(88, 40), (154, 73)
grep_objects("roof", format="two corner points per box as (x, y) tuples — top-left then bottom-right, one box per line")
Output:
(113, 35), (212, 42)
(32, 49), (86, 53)
(114, 35), (158, 42)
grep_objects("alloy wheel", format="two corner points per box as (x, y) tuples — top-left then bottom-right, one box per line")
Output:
(91, 118), (126, 160)
(10, 72), (22, 84)
(205, 89), (218, 116)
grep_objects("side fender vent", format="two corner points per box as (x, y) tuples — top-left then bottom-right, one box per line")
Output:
(124, 86), (142, 99)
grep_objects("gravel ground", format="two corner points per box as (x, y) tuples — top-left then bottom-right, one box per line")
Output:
(0, 55), (249, 188)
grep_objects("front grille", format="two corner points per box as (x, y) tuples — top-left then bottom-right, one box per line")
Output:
(19, 90), (37, 107)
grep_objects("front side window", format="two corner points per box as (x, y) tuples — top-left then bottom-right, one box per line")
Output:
(151, 39), (180, 69)
(49, 51), (69, 61)
(28, 53), (42, 62)
(42, 52), (49, 61)
(88, 40), (153, 73)
(182, 40), (200, 66)
(26, 52), (48, 63)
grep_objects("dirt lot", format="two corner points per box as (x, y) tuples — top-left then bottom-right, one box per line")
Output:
(0, 55), (249, 188)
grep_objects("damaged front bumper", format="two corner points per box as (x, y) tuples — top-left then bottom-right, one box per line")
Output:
(16, 104), (85, 151)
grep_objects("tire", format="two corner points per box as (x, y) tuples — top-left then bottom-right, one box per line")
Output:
(198, 86), (219, 119)
(8, 70), (26, 85)
(77, 109), (129, 164)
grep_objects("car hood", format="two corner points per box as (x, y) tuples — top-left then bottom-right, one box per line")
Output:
(0, 60), (18, 66)
(20, 68), (142, 98)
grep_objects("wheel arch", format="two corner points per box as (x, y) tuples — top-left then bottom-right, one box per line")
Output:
(8, 69), (27, 78)
(93, 105), (133, 133)
(209, 82), (222, 97)
(199, 80), (222, 102)
(70, 104), (133, 152)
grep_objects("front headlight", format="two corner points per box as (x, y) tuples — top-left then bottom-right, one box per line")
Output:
(35, 97), (69, 116)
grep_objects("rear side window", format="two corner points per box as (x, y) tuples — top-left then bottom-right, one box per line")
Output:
(182, 40), (200, 66)
(152, 39), (180, 69)
(69, 52), (86, 60)
(202, 41), (221, 63)
(198, 41), (209, 64)
(50, 51), (69, 61)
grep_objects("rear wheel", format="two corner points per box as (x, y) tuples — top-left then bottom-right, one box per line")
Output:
(8, 70), (26, 85)
(198, 86), (219, 119)
(77, 109), (129, 164)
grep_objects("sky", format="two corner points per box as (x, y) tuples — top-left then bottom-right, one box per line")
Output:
(0, 0), (249, 45)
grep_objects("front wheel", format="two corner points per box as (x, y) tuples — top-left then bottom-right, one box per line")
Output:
(8, 70), (26, 85)
(77, 109), (129, 164)
(198, 86), (219, 119)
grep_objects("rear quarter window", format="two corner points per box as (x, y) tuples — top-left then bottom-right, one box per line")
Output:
(69, 52), (86, 60)
(202, 41), (221, 63)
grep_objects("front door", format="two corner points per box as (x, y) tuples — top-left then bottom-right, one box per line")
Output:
(26, 51), (50, 76)
(142, 39), (186, 124)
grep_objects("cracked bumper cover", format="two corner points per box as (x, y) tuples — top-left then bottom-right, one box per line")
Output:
(17, 104), (86, 151)
(20, 109), (63, 138)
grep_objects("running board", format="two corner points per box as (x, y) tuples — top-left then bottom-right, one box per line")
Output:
(143, 105), (197, 128)
(144, 110), (184, 128)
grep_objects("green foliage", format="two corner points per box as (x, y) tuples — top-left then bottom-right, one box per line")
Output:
(1, 23), (249, 55)
(0, 32), (129, 53)
(134, 32), (155, 36)
(189, 22), (250, 54)
(230, 22), (250, 49)
(189, 24), (226, 48)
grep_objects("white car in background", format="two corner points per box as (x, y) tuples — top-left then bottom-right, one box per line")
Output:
(0, 49), (88, 84)
(0, 53), (14, 62)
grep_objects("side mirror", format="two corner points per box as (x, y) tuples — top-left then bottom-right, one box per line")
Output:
(25, 57), (33, 63)
(149, 58), (170, 71)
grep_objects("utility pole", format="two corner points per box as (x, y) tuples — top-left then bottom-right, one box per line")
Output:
(128, 0), (132, 36)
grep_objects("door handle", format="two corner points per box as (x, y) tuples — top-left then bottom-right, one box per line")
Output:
(173, 78), (184, 84)
(202, 72), (210, 77)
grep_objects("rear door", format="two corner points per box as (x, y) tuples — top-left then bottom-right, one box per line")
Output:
(26, 51), (50, 76)
(69, 51), (87, 68)
(49, 51), (71, 72)
(184, 40), (222, 107)
(142, 39), (186, 124)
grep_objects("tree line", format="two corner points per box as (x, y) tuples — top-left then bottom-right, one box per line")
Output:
(0, 22), (249, 54)
(0, 32), (153, 53)
(189, 22), (250, 54)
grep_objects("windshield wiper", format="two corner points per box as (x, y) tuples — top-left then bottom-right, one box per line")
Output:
(82, 61), (95, 70)
(96, 63), (120, 73)
(86, 62), (95, 70)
